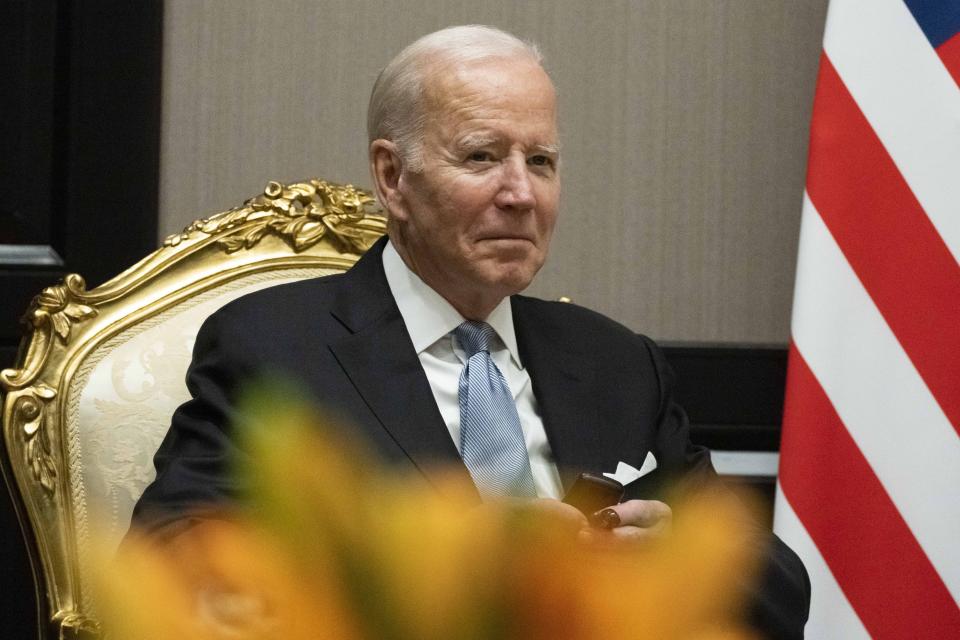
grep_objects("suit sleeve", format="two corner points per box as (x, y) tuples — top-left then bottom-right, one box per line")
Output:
(639, 334), (714, 486)
(130, 309), (252, 535)
(640, 335), (811, 639)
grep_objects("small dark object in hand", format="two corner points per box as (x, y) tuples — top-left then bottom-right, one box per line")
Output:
(562, 473), (624, 521)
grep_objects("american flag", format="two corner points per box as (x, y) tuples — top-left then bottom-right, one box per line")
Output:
(772, 0), (960, 637)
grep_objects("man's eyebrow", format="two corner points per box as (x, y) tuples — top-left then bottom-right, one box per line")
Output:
(454, 133), (498, 150)
(453, 135), (560, 156)
(532, 143), (560, 156)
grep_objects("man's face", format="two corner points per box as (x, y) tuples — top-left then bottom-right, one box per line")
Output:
(389, 57), (560, 314)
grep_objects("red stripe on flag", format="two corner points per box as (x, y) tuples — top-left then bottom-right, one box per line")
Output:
(779, 344), (960, 638)
(937, 31), (960, 87)
(805, 53), (960, 437)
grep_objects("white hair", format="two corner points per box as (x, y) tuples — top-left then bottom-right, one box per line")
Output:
(367, 25), (544, 172)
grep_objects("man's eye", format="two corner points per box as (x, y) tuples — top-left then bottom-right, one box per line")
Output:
(528, 155), (554, 167)
(467, 151), (492, 162)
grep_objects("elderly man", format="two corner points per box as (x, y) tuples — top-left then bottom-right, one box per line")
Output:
(133, 25), (809, 638)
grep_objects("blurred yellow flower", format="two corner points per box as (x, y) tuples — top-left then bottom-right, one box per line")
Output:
(99, 380), (761, 640)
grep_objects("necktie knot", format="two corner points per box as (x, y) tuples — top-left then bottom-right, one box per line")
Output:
(454, 321), (496, 358)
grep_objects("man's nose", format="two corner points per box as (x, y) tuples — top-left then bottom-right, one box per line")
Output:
(495, 155), (536, 211)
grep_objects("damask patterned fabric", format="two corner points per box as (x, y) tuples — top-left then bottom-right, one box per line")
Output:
(66, 269), (337, 575)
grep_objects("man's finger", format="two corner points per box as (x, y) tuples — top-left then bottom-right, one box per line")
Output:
(487, 497), (589, 534)
(578, 520), (671, 546)
(593, 499), (672, 529)
(608, 522), (670, 543)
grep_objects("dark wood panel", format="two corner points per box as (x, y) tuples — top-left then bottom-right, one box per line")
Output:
(0, 346), (17, 367)
(0, 457), (39, 638)
(0, 0), (58, 245)
(59, 0), (163, 289)
(0, 270), (66, 344)
(1, 3), (164, 638)
(662, 343), (788, 452)
(661, 343), (788, 525)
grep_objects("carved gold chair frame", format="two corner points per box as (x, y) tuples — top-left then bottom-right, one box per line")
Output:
(0, 179), (386, 639)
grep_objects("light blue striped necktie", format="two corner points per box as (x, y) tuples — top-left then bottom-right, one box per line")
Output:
(454, 320), (537, 498)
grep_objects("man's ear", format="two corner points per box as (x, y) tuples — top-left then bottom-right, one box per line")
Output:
(369, 139), (408, 221)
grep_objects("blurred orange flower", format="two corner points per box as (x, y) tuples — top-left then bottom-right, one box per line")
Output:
(99, 380), (761, 640)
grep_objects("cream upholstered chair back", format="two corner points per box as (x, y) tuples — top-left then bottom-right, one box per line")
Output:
(0, 179), (386, 639)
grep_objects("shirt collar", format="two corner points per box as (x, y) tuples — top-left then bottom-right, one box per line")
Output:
(382, 239), (522, 367)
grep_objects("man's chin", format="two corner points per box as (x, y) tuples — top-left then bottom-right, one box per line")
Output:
(481, 262), (543, 296)
(474, 237), (543, 260)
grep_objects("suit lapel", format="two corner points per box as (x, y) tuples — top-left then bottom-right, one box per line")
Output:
(513, 298), (603, 492)
(325, 244), (633, 499)
(326, 238), (476, 496)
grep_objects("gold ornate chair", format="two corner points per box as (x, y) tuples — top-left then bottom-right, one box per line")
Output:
(0, 179), (386, 639)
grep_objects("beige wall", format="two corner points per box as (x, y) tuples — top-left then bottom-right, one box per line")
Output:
(159, 0), (828, 343)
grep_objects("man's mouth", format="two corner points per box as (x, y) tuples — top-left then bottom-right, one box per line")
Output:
(479, 235), (535, 243)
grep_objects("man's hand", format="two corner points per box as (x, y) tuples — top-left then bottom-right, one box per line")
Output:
(527, 497), (591, 533)
(581, 499), (673, 545)
(481, 497), (589, 536)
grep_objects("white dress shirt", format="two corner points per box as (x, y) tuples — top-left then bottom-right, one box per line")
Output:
(382, 240), (564, 499)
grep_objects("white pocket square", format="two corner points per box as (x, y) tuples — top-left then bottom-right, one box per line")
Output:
(602, 452), (658, 485)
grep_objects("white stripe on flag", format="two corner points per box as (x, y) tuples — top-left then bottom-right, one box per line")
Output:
(773, 486), (871, 640)
(792, 193), (960, 601)
(823, 0), (960, 264)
